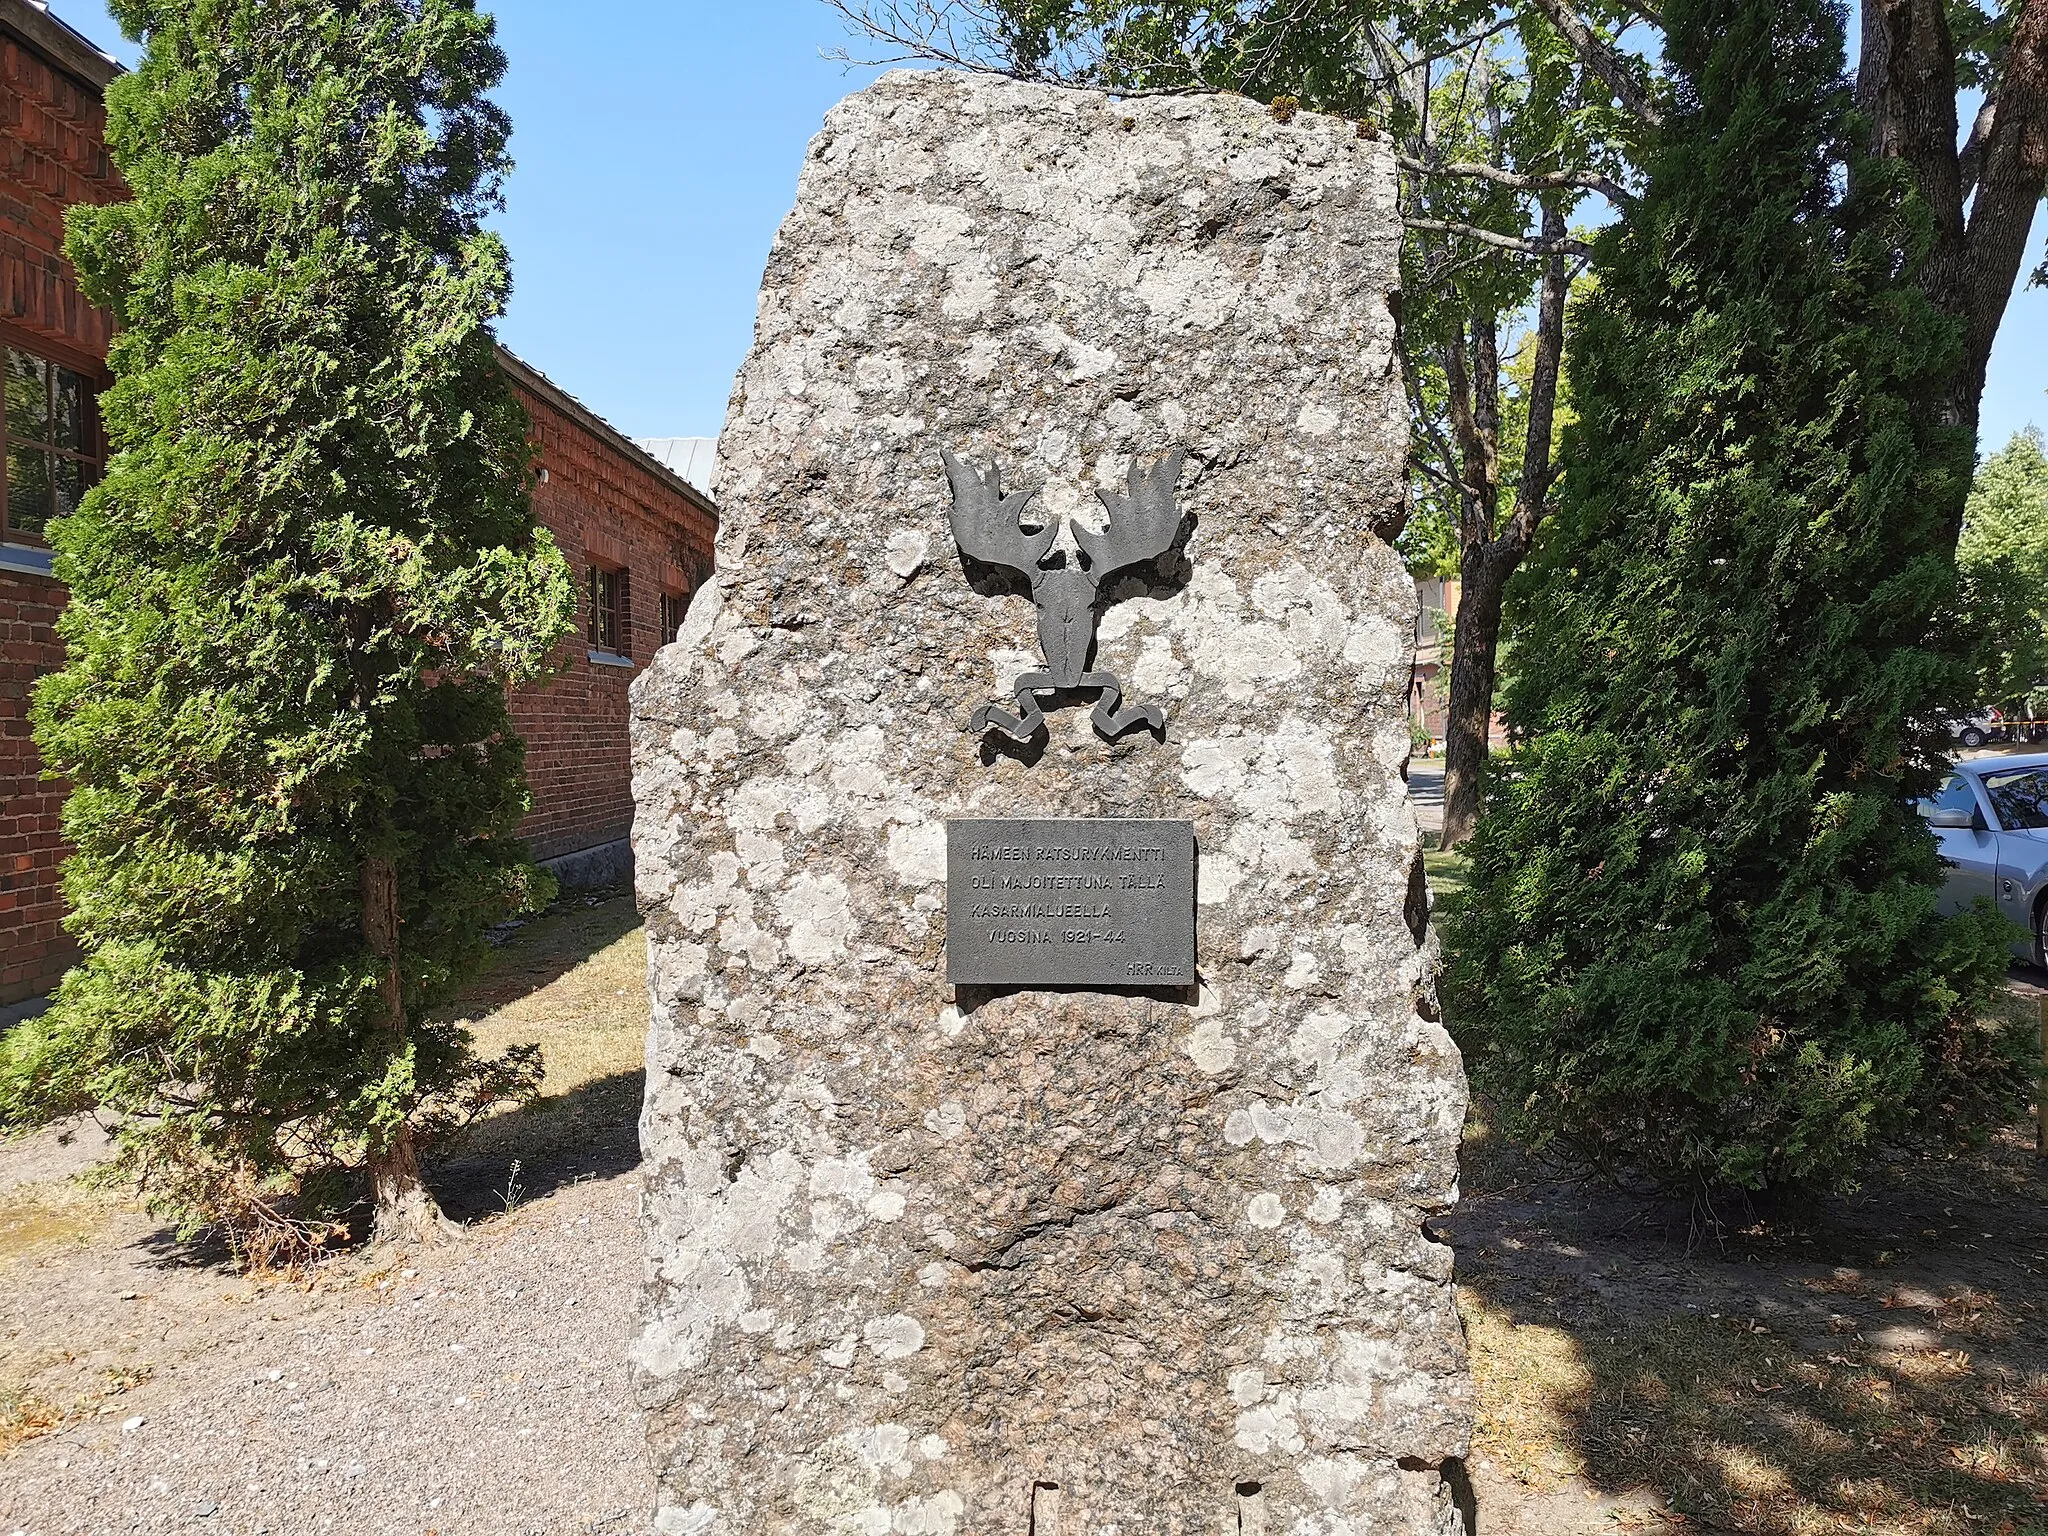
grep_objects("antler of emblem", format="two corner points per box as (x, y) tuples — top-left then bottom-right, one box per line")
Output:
(944, 446), (1188, 742)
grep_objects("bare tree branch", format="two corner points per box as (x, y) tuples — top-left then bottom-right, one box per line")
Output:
(820, 0), (1037, 75)
(1508, 200), (1571, 552)
(1862, 0), (2048, 445)
(1957, 97), (1995, 200)
(1957, 0), (2048, 381)
(1404, 215), (1593, 256)
(1392, 294), (1471, 507)
(1528, 0), (1664, 127)
(1398, 152), (1631, 204)
(1361, 21), (1429, 128)
(1412, 453), (1483, 501)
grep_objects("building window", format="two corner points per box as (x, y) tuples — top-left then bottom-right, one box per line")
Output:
(588, 564), (628, 657)
(3, 347), (99, 545)
(660, 588), (688, 644)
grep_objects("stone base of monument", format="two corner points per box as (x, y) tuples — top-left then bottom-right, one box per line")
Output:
(629, 69), (1472, 1536)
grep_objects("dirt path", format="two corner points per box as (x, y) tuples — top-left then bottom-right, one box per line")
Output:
(1446, 1114), (2048, 1535)
(0, 896), (653, 1536)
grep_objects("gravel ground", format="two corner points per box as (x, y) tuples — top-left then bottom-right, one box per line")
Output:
(1, 897), (657, 1536)
(0, 881), (1610, 1536)
(0, 1131), (650, 1536)
(15, 889), (2026, 1535)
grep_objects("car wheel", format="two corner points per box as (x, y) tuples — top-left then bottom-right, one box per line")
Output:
(2037, 901), (2048, 971)
(1960, 727), (1987, 749)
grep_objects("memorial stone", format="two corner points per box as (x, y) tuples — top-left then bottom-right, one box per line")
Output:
(629, 69), (1472, 1536)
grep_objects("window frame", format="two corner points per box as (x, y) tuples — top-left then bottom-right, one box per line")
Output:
(1978, 767), (2048, 832)
(659, 586), (689, 645)
(0, 332), (105, 549)
(587, 562), (630, 660)
(1924, 772), (1979, 817)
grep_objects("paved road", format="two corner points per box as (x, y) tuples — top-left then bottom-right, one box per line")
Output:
(1408, 756), (1444, 837)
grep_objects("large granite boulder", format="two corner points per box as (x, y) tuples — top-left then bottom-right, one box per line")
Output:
(629, 69), (1471, 1536)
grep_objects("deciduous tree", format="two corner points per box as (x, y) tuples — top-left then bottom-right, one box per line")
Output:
(824, 0), (2048, 846)
(1959, 428), (2048, 709)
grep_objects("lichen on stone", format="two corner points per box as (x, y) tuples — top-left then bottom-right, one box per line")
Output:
(629, 69), (1470, 1536)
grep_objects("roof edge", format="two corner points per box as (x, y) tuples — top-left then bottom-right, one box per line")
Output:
(496, 345), (719, 524)
(0, 1), (122, 91)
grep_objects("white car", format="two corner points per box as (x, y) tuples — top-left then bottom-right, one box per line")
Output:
(1919, 752), (2048, 963)
(1953, 713), (2001, 750)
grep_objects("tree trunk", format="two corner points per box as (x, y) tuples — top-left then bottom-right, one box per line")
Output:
(360, 853), (455, 1247)
(1859, 0), (2048, 497)
(1437, 203), (1568, 850)
(1439, 546), (1511, 848)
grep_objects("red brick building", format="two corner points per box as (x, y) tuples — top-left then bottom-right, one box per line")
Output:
(503, 351), (717, 881)
(0, 2), (715, 1006)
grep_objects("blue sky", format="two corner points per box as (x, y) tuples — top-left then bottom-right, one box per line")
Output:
(49, 0), (2048, 450)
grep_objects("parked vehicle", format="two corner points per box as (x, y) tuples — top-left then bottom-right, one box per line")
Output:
(1950, 691), (2048, 749)
(1918, 751), (2048, 964)
(1954, 713), (2000, 749)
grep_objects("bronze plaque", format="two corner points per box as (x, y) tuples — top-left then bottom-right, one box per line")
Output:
(945, 818), (1196, 987)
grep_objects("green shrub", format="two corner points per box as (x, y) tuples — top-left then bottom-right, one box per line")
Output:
(1442, 0), (2029, 1197)
(0, 0), (577, 1251)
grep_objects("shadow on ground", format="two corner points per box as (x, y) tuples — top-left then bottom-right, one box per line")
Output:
(1447, 1113), (2048, 1535)
(86, 892), (653, 1270)
(426, 888), (650, 1221)
(460, 889), (644, 1018)
(429, 1068), (644, 1222)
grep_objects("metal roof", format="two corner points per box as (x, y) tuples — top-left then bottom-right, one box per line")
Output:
(496, 349), (719, 523)
(634, 437), (719, 499)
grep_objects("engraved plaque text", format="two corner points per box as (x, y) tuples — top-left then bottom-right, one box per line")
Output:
(945, 818), (1196, 986)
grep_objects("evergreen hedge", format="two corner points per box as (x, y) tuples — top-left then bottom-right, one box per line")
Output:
(0, 0), (577, 1253)
(1443, 0), (2030, 1197)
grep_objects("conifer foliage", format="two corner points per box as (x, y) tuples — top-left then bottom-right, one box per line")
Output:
(0, 0), (577, 1250)
(1444, 0), (2028, 1195)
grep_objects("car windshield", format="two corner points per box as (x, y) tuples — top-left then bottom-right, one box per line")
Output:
(1980, 767), (2048, 830)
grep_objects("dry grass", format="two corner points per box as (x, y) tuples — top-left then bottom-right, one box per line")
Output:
(1463, 1278), (2048, 1534)
(0, 1381), (64, 1453)
(424, 892), (651, 1214)
(0, 1185), (111, 1270)
(1454, 1105), (2048, 1536)
(0, 1351), (153, 1453)
(1424, 835), (2048, 1535)
(0, 1181), (158, 1451)
(456, 893), (650, 1096)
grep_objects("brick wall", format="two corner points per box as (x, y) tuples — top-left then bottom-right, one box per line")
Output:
(0, 34), (119, 364)
(0, 12), (714, 1002)
(0, 17), (116, 1003)
(0, 564), (67, 1002)
(510, 371), (717, 863)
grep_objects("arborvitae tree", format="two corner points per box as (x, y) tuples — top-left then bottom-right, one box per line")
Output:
(1444, 0), (2027, 1197)
(0, 0), (576, 1252)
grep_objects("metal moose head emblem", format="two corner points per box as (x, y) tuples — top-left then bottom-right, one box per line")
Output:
(943, 446), (1188, 742)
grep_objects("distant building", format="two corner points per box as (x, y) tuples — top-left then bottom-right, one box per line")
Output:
(1410, 578), (1452, 749)
(502, 361), (717, 888)
(0, 1), (714, 1004)
(1407, 576), (1506, 757)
